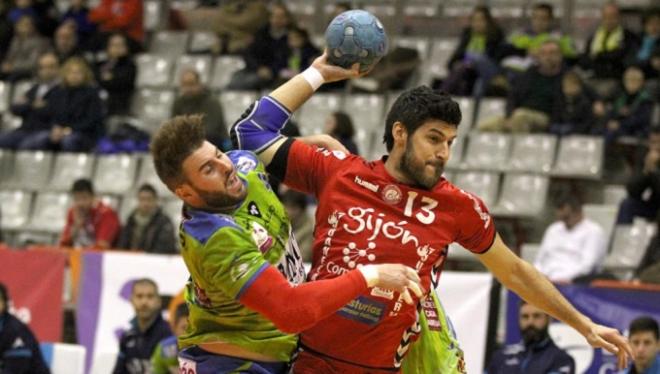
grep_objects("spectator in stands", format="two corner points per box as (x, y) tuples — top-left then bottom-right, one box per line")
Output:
(636, 230), (660, 284)
(88, 0), (143, 52)
(533, 194), (607, 282)
(8, 0), (58, 37)
(150, 303), (189, 374)
(277, 26), (319, 82)
(175, 0), (268, 55)
(323, 111), (359, 155)
(94, 33), (136, 116)
(117, 184), (177, 254)
(581, 3), (639, 95)
(599, 66), (653, 144)
(500, 3), (577, 73)
(617, 128), (660, 224)
(60, 0), (96, 46)
(7, 0), (37, 24)
(281, 190), (314, 262)
(171, 68), (228, 150)
(442, 6), (504, 96)
(39, 57), (105, 151)
(622, 316), (660, 374)
(0, 15), (50, 82)
(228, 2), (294, 90)
(52, 23), (81, 63)
(0, 283), (50, 374)
(635, 12), (660, 79)
(549, 70), (595, 136)
(113, 278), (171, 374)
(0, 52), (59, 149)
(59, 178), (120, 249)
(485, 299), (575, 374)
(477, 40), (565, 133)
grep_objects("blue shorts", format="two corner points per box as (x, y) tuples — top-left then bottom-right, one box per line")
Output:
(178, 346), (289, 374)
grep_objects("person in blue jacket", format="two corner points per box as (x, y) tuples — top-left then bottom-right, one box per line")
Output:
(485, 299), (575, 374)
(622, 316), (660, 374)
(0, 282), (50, 374)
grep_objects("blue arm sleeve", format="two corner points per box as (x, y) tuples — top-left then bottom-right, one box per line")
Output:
(230, 96), (292, 153)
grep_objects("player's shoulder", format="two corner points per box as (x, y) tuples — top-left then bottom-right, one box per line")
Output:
(182, 208), (241, 245)
(227, 150), (261, 174)
(432, 179), (485, 211)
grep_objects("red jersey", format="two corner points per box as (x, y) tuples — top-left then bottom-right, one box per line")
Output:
(59, 201), (120, 248)
(282, 140), (496, 370)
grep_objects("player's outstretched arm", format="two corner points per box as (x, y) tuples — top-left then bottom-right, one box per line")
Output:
(478, 234), (633, 370)
(239, 263), (423, 334)
(231, 51), (362, 166)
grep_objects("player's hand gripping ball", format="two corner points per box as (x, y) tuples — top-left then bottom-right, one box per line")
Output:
(325, 9), (388, 73)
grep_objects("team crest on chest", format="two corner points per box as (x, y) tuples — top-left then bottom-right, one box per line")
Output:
(381, 184), (402, 205)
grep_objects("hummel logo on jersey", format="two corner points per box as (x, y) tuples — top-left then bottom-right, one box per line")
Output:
(247, 202), (261, 218)
(354, 176), (379, 192)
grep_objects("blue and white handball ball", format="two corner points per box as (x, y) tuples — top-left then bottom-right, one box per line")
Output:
(325, 10), (388, 73)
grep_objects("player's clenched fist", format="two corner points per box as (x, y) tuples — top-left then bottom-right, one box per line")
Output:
(358, 264), (424, 305)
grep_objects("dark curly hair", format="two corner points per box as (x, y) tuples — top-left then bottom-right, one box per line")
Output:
(383, 86), (462, 152)
(150, 115), (206, 190)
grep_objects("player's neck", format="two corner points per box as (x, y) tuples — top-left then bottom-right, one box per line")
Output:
(383, 154), (415, 185)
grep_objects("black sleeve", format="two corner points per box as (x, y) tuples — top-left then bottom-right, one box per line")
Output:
(265, 138), (295, 182)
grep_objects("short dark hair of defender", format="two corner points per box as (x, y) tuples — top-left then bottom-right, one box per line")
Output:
(71, 178), (94, 194)
(150, 115), (206, 191)
(629, 316), (659, 340)
(383, 86), (462, 152)
(138, 183), (158, 197)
